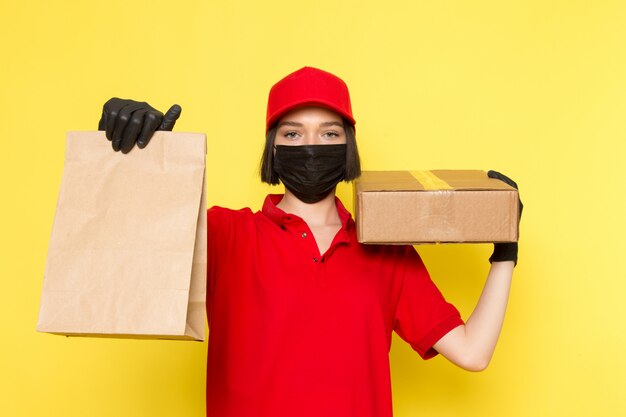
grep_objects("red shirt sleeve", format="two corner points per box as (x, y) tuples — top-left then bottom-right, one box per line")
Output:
(206, 205), (254, 294)
(393, 246), (464, 359)
(207, 206), (230, 295)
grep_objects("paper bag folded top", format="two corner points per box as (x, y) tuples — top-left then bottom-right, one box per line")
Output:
(37, 131), (207, 340)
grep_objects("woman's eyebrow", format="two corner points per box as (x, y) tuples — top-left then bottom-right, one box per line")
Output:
(320, 121), (344, 128)
(277, 121), (303, 128)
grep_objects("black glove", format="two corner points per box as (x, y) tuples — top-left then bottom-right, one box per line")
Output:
(97, 98), (182, 153)
(487, 170), (523, 265)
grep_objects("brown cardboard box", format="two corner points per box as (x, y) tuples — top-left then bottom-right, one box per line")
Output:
(354, 170), (519, 244)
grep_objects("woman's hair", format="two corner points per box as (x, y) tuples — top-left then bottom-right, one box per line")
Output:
(259, 118), (361, 185)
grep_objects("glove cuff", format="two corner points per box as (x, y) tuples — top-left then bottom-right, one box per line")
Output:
(489, 242), (518, 266)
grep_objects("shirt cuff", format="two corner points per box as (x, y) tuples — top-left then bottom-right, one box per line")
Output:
(415, 315), (465, 360)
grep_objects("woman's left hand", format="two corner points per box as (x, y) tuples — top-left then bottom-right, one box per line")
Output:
(487, 170), (523, 265)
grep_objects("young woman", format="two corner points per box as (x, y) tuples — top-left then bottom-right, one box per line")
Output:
(98, 66), (521, 417)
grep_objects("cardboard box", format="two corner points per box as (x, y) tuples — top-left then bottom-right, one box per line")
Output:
(354, 170), (519, 244)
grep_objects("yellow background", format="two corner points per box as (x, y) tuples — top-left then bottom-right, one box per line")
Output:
(1, 1), (625, 416)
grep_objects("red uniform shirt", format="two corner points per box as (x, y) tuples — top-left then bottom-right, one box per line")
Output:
(206, 194), (463, 417)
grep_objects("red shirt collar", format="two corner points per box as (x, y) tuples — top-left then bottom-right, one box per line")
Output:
(261, 194), (353, 234)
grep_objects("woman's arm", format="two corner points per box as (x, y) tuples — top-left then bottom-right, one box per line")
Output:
(432, 260), (514, 371)
(433, 170), (521, 371)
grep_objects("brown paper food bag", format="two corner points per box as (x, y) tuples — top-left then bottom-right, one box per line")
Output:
(37, 131), (207, 340)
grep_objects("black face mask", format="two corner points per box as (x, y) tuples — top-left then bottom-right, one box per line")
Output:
(273, 144), (347, 204)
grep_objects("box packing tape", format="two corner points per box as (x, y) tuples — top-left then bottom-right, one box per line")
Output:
(409, 170), (454, 190)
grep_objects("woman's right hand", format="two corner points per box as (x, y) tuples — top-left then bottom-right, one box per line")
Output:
(97, 98), (182, 153)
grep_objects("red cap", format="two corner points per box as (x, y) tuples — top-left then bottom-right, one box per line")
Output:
(266, 66), (356, 132)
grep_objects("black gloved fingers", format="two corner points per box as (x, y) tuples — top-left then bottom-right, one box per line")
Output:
(98, 98), (182, 151)
(159, 104), (182, 131)
(488, 170), (518, 190)
(137, 110), (164, 149)
(487, 170), (522, 266)
(119, 108), (148, 154)
(488, 169), (523, 219)
(112, 102), (150, 152)
(103, 98), (128, 141)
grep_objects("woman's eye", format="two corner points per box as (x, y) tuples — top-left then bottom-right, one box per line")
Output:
(284, 131), (298, 139)
(324, 131), (340, 138)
